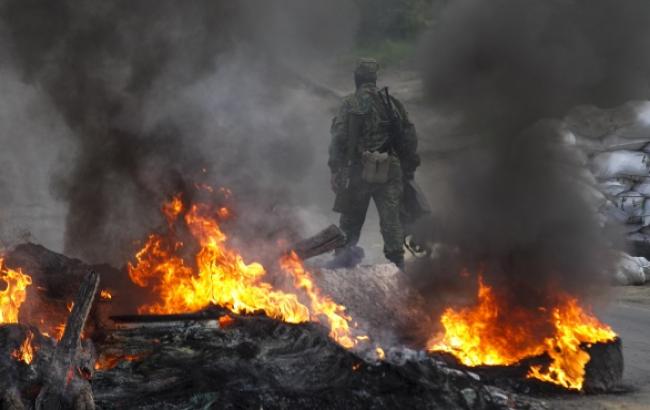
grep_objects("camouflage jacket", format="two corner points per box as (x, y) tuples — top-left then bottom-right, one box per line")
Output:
(328, 83), (420, 177)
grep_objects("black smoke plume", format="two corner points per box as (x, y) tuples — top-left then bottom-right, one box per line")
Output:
(410, 0), (650, 327)
(0, 0), (356, 264)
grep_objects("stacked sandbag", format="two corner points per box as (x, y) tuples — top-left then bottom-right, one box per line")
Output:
(564, 101), (650, 284)
(613, 252), (650, 286)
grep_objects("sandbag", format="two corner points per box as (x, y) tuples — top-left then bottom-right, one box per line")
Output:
(599, 178), (635, 196)
(612, 192), (646, 224)
(591, 150), (650, 179)
(632, 180), (650, 196)
(601, 200), (631, 224)
(613, 251), (648, 285)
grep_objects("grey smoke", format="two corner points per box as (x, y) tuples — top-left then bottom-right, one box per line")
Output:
(0, 0), (357, 264)
(408, 0), (650, 333)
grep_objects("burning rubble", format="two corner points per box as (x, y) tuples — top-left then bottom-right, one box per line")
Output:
(0, 0), (644, 409)
(0, 245), (548, 409)
(0, 181), (625, 409)
(0, 196), (623, 409)
(127, 193), (371, 350)
(427, 275), (618, 391)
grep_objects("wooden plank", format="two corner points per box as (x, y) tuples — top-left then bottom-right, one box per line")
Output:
(290, 224), (346, 260)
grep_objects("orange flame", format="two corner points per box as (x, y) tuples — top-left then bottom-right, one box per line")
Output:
(128, 195), (366, 350)
(527, 298), (618, 390)
(0, 257), (32, 324)
(280, 252), (357, 348)
(94, 352), (149, 371)
(12, 330), (35, 365)
(162, 194), (184, 225)
(428, 275), (616, 390)
(218, 314), (235, 328)
(100, 289), (113, 300)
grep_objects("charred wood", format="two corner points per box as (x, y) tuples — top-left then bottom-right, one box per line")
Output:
(35, 271), (100, 410)
(109, 305), (231, 324)
(91, 312), (544, 410)
(288, 224), (346, 260)
(3, 243), (128, 339)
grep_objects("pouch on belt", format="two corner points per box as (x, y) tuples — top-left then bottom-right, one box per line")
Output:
(361, 150), (390, 183)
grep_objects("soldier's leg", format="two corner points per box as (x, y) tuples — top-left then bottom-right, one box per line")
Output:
(373, 169), (405, 268)
(339, 190), (371, 248)
(328, 188), (371, 268)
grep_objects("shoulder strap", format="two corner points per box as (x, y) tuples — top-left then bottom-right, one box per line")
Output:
(377, 87), (402, 153)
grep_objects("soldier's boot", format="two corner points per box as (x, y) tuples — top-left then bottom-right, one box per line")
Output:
(385, 251), (404, 270)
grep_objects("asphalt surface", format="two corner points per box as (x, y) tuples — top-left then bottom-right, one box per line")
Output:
(547, 286), (650, 410)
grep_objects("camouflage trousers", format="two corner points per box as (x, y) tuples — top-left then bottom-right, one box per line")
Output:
(338, 161), (404, 263)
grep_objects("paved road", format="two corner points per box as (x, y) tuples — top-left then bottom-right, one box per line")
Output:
(548, 287), (650, 409)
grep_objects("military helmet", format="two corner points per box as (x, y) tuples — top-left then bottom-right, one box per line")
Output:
(354, 58), (379, 76)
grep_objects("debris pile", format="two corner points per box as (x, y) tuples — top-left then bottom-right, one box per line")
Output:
(0, 243), (552, 410)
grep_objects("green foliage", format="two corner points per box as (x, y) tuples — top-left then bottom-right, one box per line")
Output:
(354, 0), (433, 47)
(351, 39), (417, 67)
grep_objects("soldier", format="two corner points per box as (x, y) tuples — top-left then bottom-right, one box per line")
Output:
(328, 58), (420, 269)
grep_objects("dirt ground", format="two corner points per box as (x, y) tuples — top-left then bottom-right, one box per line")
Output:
(546, 285), (650, 410)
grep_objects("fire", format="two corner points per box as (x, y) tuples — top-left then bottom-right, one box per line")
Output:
(12, 330), (35, 365)
(280, 251), (357, 348)
(428, 275), (617, 390)
(162, 194), (183, 225)
(128, 194), (365, 349)
(53, 323), (67, 340)
(100, 289), (113, 300)
(218, 314), (234, 327)
(94, 352), (149, 371)
(527, 298), (618, 390)
(39, 318), (67, 341)
(0, 257), (32, 324)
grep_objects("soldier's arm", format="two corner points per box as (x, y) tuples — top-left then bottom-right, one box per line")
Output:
(392, 98), (420, 179)
(328, 99), (351, 173)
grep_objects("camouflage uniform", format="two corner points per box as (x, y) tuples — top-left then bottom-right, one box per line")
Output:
(329, 59), (420, 267)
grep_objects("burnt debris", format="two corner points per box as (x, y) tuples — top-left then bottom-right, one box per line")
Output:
(0, 243), (557, 410)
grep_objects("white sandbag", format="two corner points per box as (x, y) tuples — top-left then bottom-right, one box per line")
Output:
(599, 178), (635, 196)
(614, 251), (648, 285)
(591, 150), (650, 179)
(632, 180), (650, 196)
(601, 199), (631, 224)
(613, 192), (646, 224)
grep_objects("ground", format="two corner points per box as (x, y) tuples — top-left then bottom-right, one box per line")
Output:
(548, 285), (650, 410)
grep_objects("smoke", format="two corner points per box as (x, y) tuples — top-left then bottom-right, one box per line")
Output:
(0, 0), (356, 264)
(409, 0), (650, 324)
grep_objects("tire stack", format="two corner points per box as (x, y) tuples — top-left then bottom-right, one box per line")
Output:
(564, 101), (650, 285)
